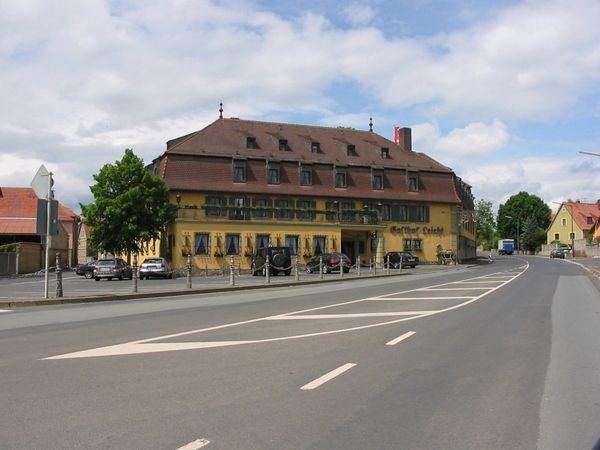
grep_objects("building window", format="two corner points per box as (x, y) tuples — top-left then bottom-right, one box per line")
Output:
(554, 233), (560, 241)
(407, 173), (418, 191)
(347, 144), (357, 156)
(561, 218), (567, 226)
(194, 233), (210, 255)
(341, 201), (355, 222)
(300, 167), (313, 186)
(335, 167), (347, 188)
(569, 232), (575, 240)
(229, 197), (248, 220)
(279, 139), (290, 151)
(372, 169), (384, 190)
(233, 160), (246, 182)
(253, 198), (273, 218)
(313, 236), (326, 255)
(246, 137), (258, 149)
(381, 147), (389, 159)
(311, 142), (320, 153)
(404, 239), (422, 251)
(255, 233), (270, 249)
(296, 199), (316, 220)
(587, 216), (594, 225)
(275, 198), (293, 219)
(392, 205), (429, 223)
(267, 164), (280, 184)
(205, 196), (226, 216)
(381, 204), (391, 221)
(285, 235), (299, 255)
(225, 233), (240, 255)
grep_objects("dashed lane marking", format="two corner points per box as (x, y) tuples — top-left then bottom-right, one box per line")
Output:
(386, 331), (416, 346)
(301, 363), (357, 390)
(176, 438), (210, 449)
(267, 312), (438, 320)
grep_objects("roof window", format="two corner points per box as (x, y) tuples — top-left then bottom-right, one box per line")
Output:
(381, 147), (389, 159)
(311, 142), (320, 153)
(279, 139), (290, 151)
(246, 137), (259, 149)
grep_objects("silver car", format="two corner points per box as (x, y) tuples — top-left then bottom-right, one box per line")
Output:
(139, 257), (173, 280)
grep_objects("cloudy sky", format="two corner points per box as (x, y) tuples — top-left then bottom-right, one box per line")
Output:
(1, 0), (599, 215)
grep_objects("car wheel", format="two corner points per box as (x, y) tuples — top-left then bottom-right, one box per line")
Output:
(284, 270), (291, 276)
(139, 275), (144, 280)
(306, 267), (313, 273)
(84, 272), (93, 279)
(411, 265), (416, 268)
(272, 253), (285, 267)
(118, 274), (123, 281)
(108, 277), (113, 281)
(95, 277), (100, 281)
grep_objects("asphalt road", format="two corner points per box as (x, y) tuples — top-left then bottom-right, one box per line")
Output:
(0, 256), (599, 449)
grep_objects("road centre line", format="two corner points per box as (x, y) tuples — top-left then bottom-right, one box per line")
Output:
(418, 287), (494, 291)
(43, 266), (529, 359)
(176, 437), (210, 449)
(453, 281), (505, 284)
(386, 331), (416, 346)
(268, 312), (437, 320)
(301, 363), (356, 390)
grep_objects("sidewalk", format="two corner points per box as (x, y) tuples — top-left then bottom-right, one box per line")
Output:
(0, 262), (474, 308)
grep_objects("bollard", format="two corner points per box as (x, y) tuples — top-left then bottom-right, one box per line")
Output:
(55, 253), (63, 298)
(319, 255), (324, 280)
(400, 255), (403, 273)
(265, 254), (270, 284)
(205, 263), (208, 277)
(340, 259), (344, 278)
(132, 253), (138, 293)
(229, 255), (235, 286)
(295, 255), (300, 281)
(386, 254), (390, 275)
(357, 256), (361, 276)
(186, 254), (192, 289)
(373, 256), (377, 275)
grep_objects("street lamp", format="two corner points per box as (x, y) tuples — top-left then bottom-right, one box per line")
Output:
(504, 215), (520, 254)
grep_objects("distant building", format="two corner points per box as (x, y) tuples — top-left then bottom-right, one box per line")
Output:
(0, 187), (80, 271)
(149, 116), (477, 270)
(547, 200), (600, 247)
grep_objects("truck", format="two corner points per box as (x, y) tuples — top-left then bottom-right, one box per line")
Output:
(497, 239), (515, 255)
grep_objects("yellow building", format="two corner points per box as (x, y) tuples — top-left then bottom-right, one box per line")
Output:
(547, 200), (600, 247)
(149, 116), (476, 270)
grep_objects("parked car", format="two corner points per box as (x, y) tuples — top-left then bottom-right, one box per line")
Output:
(252, 246), (292, 276)
(550, 249), (565, 259)
(93, 258), (133, 281)
(306, 253), (351, 273)
(139, 257), (173, 279)
(75, 260), (98, 279)
(383, 251), (419, 269)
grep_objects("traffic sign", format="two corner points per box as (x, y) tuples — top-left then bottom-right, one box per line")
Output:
(30, 164), (53, 199)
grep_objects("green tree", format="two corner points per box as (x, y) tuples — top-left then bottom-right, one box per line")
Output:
(81, 149), (176, 257)
(475, 199), (496, 250)
(497, 192), (551, 252)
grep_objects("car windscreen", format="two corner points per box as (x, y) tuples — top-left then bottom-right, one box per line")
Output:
(96, 260), (116, 266)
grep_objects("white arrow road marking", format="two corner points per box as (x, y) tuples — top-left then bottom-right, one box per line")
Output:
(42, 266), (528, 360)
(301, 363), (356, 390)
(176, 437), (210, 449)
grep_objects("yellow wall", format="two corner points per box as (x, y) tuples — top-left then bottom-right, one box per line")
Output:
(547, 206), (583, 245)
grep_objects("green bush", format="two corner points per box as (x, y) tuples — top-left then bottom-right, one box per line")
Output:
(0, 243), (17, 252)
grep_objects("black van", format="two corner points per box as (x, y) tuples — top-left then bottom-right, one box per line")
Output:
(251, 246), (292, 276)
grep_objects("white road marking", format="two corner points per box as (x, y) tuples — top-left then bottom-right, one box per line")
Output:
(367, 296), (471, 300)
(176, 438), (210, 449)
(42, 266), (529, 359)
(268, 312), (437, 320)
(418, 287), (493, 290)
(386, 331), (416, 346)
(452, 281), (505, 284)
(0, 309), (11, 313)
(301, 363), (356, 390)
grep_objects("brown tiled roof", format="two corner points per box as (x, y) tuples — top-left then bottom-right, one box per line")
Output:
(165, 118), (452, 172)
(565, 201), (600, 232)
(0, 187), (77, 235)
(160, 118), (462, 204)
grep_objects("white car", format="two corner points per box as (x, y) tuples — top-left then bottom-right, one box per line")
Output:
(139, 257), (174, 280)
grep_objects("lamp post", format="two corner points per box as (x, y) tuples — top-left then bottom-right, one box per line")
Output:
(504, 215), (520, 254)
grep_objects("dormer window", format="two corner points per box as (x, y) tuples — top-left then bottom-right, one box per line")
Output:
(300, 165), (313, 186)
(267, 162), (280, 184)
(587, 216), (594, 224)
(335, 167), (347, 188)
(246, 137), (258, 149)
(279, 139), (290, 151)
(311, 142), (320, 153)
(407, 172), (419, 192)
(347, 144), (357, 156)
(233, 160), (247, 182)
(381, 147), (389, 159)
(372, 169), (384, 190)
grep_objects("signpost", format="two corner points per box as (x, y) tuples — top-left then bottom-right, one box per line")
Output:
(31, 165), (55, 299)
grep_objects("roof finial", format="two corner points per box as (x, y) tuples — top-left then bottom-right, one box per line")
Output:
(219, 101), (223, 119)
(369, 115), (373, 132)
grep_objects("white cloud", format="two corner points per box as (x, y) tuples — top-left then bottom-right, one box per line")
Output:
(412, 120), (510, 158)
(344, 3), (376, 26)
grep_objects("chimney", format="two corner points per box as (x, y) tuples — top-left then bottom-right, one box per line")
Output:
(394, 127), (412, 151)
